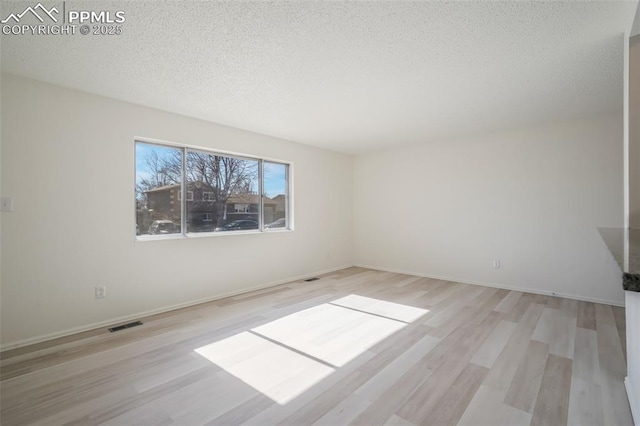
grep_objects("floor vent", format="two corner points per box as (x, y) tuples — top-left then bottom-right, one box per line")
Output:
(304, 277), (320, 282)
(108, 321), (143, 332)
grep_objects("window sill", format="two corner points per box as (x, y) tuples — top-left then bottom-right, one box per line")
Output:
(135, 228), (293, 241)
(135, 234), (185, 242)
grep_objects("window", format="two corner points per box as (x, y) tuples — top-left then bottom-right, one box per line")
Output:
(234, 203), (250, 213)
(263, 162), (288, 229)
(185, 149), (259, 233)
(135, 141), (291, 238)
(135, 143), (182, 236)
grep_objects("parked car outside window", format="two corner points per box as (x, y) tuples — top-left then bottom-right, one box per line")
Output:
(214, 220), (258, 232)
(264, 218), (286, 229)
(148, 220), (178, 235)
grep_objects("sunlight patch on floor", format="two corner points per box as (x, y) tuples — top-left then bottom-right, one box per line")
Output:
(195, 331), (334, 404)
(330, 294), (428, 323)
(253, 303), (407, 367)
(194, 295), (429, 404)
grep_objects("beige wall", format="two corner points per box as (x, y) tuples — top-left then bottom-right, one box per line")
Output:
(626, 30), (640, 425)
(0, 74), (353, 348)
(630, 35), (640, 228)
(354, 114), (625, 305)
(632, 1), (640, 37)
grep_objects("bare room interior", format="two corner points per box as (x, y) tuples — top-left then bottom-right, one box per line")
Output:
(1, 1), (640, 425)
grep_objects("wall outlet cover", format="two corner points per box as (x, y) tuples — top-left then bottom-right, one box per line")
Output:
(95, 286), (106, 299)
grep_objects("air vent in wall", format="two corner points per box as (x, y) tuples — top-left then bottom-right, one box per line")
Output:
(108, 321), (143, 332)
(304, 277), (320, 282)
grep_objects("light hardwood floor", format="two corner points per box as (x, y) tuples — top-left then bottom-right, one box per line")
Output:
(0, 268), (633, 425)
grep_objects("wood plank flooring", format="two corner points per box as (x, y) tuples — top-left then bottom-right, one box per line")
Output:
(0, 268), (633, 425)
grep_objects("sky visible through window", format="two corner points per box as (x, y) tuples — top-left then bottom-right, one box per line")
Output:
(136, 143), (286, 198)
(135, 143), (173, 186)
(263, 162), (287, 198)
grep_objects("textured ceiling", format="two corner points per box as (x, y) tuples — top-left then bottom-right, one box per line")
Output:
(1, 1), (637, 153)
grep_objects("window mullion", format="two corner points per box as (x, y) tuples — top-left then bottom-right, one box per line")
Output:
(285, 164), (290, 229)
(259, 159), (264, 231)
(181, 148), (187, 236)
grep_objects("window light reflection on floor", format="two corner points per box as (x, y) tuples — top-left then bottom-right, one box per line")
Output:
(194, 294), (428, 405)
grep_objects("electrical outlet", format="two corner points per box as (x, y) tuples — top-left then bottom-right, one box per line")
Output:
(95, 286), (106, 299)
(492, 260), (501, 269)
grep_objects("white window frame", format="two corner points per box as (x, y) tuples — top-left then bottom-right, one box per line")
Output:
(202, 213), (213, 222)
(135, 137), (293, 241)
(202, 191), (215, 201)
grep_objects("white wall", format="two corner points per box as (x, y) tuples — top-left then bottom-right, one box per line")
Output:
(354, 115), (625, 305)
(0, 74), (353, 348)
(630, 35), (640, 229)
(626, 11), (640, 422)
(632, 0), (640, 37)
(0, 72), (628, 348)
(626, 291), (640, 424)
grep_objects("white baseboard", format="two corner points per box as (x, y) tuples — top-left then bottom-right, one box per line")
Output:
(626, 377), (639, 426)
(0, 264), (352, 352)
(354, 264), (625, 307)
